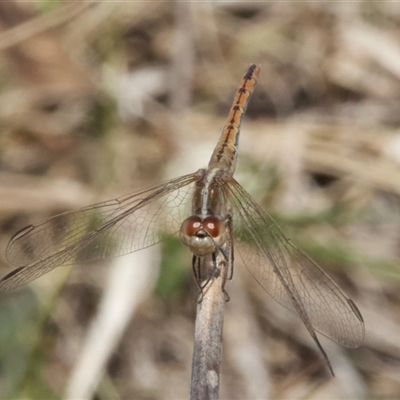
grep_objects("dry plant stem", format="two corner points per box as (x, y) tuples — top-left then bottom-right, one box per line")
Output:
(190, 257), (227, 400)
(0, 1), (94, 51)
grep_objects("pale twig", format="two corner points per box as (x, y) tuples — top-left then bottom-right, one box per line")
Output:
(64, 247), (160, 400)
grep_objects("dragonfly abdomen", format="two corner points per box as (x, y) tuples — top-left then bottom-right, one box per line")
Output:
(208, 64), (260, 172)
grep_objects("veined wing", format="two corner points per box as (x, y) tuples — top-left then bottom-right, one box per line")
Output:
(0, 172), (199, 291)
(226, 178), (365, 349)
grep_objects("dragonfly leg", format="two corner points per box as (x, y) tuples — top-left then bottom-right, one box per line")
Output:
(192, 255), (205, 303)
(226, 214), (234, 281)
(216, 214), (234, 303)
(192, 255), (201, 289)
(193, 251), (230, 303)
(218, 248), (230, 302)
(193, 255), (216, 303)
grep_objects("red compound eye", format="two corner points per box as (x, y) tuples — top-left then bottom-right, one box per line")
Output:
(203, 216), (222, 237)
(181, 216), (203, 236)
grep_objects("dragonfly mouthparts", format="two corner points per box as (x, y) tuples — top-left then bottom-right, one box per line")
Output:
(195, 230), (208, 238)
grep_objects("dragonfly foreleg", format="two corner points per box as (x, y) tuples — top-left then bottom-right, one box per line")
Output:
(192, 255), (205, 303)
(193, 254), (215, 303)
(192, 250), (230, 303)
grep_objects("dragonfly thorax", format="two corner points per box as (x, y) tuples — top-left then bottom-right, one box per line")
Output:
(179, 215), (227, 256)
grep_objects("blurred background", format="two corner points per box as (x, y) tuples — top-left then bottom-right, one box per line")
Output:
(0, 1), (399, 399)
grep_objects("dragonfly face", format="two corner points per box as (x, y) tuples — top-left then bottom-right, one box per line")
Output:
(179, 215), (227, 256)
(0, 64), (364, 376)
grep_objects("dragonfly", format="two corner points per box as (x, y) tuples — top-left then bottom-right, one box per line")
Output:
(0, 64), (364, 375)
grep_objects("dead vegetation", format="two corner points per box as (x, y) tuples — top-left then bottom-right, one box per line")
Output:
(0, 2), (399, 399)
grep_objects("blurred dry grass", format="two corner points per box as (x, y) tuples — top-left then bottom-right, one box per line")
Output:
(0, 2), (400, 399)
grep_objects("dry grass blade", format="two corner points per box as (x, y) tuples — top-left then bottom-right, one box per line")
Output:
(0, 1), (96, 51)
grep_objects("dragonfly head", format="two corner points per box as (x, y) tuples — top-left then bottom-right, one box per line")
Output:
(179, 215), (227, 256)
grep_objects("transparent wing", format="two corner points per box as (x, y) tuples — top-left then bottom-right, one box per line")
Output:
(0, 172), (198, 291)
(226, 178), (364, 348)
